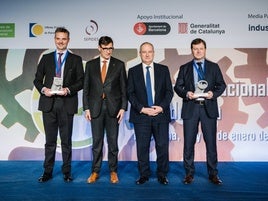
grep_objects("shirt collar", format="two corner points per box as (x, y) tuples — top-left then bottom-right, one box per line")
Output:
(57, 49), (67, 55)
(194, 59), (205, 65)
(142, 62), (154, 69)
(100, 57), (110, 63)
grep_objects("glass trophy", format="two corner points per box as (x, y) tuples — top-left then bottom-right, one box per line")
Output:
(50, 77), (64, 95)
(193, 80), (208, 100)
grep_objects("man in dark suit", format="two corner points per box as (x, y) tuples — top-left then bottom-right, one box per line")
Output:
(127, 42), (173, 185)
(83, 36), (127, 184)
(33, 27), (84, 182)
(174, 38), (226, 185)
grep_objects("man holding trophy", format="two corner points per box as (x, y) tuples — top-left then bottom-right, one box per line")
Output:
(174, 38), (226, 185)
(34, 27), (84, 183)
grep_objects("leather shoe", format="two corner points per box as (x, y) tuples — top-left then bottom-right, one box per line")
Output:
(135, 176), (149, 185)
(209, 175), (222, 185)
(87, 172), (99, 183)
(38, 173), (52, 183)
(183, 175), (194, 184)
(158, 176), (169, 185)
(63, 174), (73, 182)
(110, 172), (119, 184)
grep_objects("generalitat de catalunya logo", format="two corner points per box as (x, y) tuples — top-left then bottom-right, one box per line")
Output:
(29, 23), (44, 37)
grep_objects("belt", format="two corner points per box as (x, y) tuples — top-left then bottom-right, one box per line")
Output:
(194, 100), (205, 105)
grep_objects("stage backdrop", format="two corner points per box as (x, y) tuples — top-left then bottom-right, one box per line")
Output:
(0, 0), (267, 161)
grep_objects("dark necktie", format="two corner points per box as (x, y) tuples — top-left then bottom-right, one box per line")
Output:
(56, 53), (63, 77)
(146, 66), (153, 106)
(197, 62), (204, 80)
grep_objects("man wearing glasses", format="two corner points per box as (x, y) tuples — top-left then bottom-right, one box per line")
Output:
(83, 36), (127, 184)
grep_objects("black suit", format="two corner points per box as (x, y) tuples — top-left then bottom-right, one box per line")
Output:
(83, 56), (127, 173)
(33, 51), (84, 175)
(174, 59), (226, 177)
(127, 63), (173, 178)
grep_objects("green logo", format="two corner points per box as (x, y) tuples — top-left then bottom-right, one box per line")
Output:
(0, 23), (15, 37)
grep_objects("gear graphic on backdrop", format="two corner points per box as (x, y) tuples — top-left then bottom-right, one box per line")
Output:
(234, 48), (268, 128)
(0, 49), (44, 142)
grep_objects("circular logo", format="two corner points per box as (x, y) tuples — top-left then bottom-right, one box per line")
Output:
(31, 24), (44, 36)
(133, 22), (147, 35)
(85, 20), (98, 36)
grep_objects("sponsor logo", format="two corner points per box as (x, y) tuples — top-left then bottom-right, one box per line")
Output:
(178, 23), (188, 34)
(29, 23), (66, 38)
(0, 23), (15, 38)
(247, 14), (268, 32)
(29, 23), (44, 37)
(85, 20), (98, 36)
(134, 22), (171, 35)
(84, 20), (99, 42)
(248, 24), (268, 31)
(178, 22), (225, 35)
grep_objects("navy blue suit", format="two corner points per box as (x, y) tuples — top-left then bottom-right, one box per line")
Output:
(174, 59), (226, 177)
(127, 63), (173, 178)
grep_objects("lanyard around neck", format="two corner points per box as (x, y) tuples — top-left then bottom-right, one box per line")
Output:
(54, 51), (68, 74)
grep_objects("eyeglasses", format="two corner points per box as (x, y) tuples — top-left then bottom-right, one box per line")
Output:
(101, 47), (114, 51)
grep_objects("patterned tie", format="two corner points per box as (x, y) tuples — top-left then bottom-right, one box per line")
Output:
(101, 60), (107, 83)
(56, 53), (63, 77)
(146, 66), (153, 106)
(197, 62), (204, 81)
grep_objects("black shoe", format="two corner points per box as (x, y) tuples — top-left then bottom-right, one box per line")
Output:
(64, 174), (73, 182)
(158, 176), (169, 185)
(183, 175), (194, 184)
(135, 176), (149, 185)
(38, 173), (52, 183)
(209, 175), (222, 185)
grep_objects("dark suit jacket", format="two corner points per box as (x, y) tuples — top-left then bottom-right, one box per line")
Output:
(127, 63), (174, 123)
(174, 59), (226, 119)
(33, 51), (84, 114)
(83, 56), (127, 118)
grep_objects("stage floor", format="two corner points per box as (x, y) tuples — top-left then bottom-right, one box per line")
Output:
(0, 161), (267, 201)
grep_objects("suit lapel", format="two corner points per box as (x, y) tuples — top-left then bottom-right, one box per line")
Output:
(139, 64), (147, 93)
(50, 51), (57, 77)
(63, 52), (70, 79)
(104, 57), (114, 84)
(154, 63), (159, 93)
(133, 64), (147, 95)
(203, 60), (211, 83)
(189, 61), (195, 89)
(95, 58), (102, 84)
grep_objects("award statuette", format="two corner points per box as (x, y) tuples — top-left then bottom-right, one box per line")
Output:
(50, 77), (64, 95)
(193, 80), (208, 100)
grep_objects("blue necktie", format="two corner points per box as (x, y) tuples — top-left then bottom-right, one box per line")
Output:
(197, 62), (204, 81)
(146, 66), (153, 106)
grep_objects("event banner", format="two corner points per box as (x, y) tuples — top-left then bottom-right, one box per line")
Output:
(0, 0), (267, 161)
